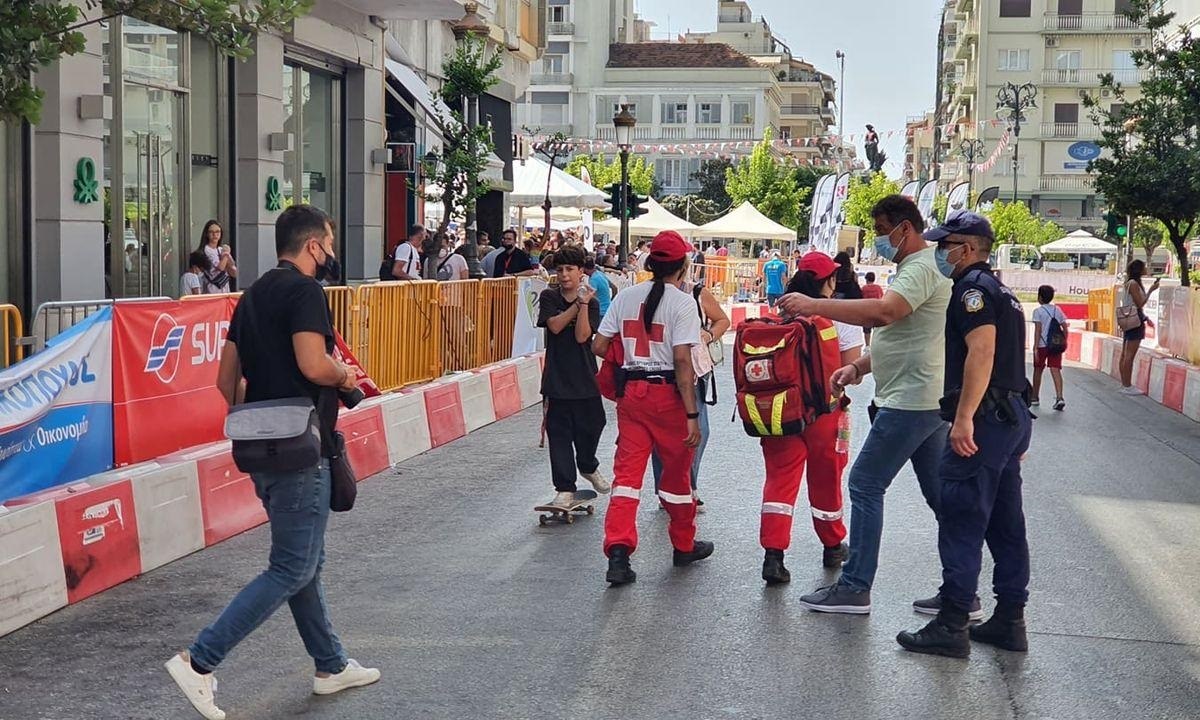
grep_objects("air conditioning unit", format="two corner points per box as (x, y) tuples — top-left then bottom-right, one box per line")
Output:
(1101, 88), (1113, 98)
(1078, 89), (1090, 99)
(1133, 37), (1147, 48)
(1046, 37), (1060, 48)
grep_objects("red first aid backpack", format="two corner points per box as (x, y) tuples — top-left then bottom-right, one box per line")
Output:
(733, 316), (842, 437)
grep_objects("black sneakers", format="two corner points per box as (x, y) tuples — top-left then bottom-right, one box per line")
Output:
(606, 545), (636, 585)
(896, 617), (971, 659)
(912, 593), (985, 621)
(970, 605), (1029, 652)
(762, 549), (790, 585)
(822, 542), (849, 568)
(673, 539), (715, 567)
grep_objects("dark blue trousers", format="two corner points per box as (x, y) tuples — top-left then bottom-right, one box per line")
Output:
(937, 396), (1032, 613)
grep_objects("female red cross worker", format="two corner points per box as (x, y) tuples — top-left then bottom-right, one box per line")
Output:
(759, 252), (864, 585)
(592, 230), (715, 585)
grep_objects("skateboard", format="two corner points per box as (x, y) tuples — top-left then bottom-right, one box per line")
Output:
(534, 489), (599, 525)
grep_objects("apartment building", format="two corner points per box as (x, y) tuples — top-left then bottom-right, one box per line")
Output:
(938, 0), (1148, 231)
(905, 112), (939, 181)
(515, 0), (838, 197)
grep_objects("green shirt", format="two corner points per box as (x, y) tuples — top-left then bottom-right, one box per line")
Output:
(870, 246), (952, 411)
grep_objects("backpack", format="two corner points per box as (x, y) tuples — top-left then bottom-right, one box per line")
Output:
(378, 251), (395, 281)
(435, 255), (454, 281)
(1045, 308), (1068, 355)
(733, 316), (842, 437)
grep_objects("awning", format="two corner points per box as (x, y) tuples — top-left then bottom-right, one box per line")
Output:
(385, 58), (451, 121)
(337, 0), (463, 20)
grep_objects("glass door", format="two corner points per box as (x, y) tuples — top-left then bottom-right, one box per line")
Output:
(122, 83), (182, 298)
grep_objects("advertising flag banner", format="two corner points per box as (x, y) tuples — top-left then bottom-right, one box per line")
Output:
(512, 277), (550, 357)
(111, 298), (234, 465)
(946, 182), (971, 216)
(899, 180), (921, 200)
(829, 173), (852, 246)
(812, 175), (839, 255)
(809, 174), (833, 243)
(975, 186), (1001, 210)
(0, 308), (114, 503)
(917, 181), (939, 227)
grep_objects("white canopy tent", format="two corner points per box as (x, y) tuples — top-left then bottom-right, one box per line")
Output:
(594, 196), (699, 237)
(1041, 230), (1119, 255)
(509, 156), (607, 209)
(694, 201), (797, 241)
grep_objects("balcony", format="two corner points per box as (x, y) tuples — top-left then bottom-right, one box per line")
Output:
(1039, 174), (1096, 192)
(1043, 12), (1148, 32)
(547, 21), (574, 36)
(531, 72), (573, 85)
(1040, 122), (1104, 139)
(781, 104), (820, 117)
(591, 123), (759, 143)
(729, 124), (754, 140)
(820, 104), (836, 123)
(784, 71), (821, 84)
(1041, 68), (1148, 86)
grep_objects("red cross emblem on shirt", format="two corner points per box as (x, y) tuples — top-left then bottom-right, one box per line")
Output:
(622, 304), (665, 358)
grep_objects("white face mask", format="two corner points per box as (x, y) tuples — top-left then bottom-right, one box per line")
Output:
(439, 248), (450, 259)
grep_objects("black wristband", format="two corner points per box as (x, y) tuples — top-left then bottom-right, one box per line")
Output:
(686, 412), (700, 419)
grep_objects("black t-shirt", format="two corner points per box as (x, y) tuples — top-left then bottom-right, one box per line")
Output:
(228, 262), (337, 431)
(945, 262), (1027, 395)
(537, 288), (601, 400)
(493, 247), (533, 277)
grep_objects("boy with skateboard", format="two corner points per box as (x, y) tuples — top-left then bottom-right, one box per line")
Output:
(537, 245), (611, 512)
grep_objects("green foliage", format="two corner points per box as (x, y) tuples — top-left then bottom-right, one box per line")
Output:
(690, 159), (733, 209)
(422, 34), (502, 234)
(932, 194), (948, 225)
(1132, 217), (1168, 262)
(1084, 0), (1200, 285)
(724, 129), (805, 230)
(982, 201), (1063, 247)
(842, 172), (901, 236)
(1, 0), (311, 123)
(658, 195), (722, 225)
(565, 153), (655, 208)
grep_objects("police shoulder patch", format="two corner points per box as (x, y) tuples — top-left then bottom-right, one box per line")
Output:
(962, 288), (985, 313)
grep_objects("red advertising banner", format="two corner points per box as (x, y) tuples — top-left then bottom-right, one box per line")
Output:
(333, 331), (381, 398)
(112, 298), (235, 465)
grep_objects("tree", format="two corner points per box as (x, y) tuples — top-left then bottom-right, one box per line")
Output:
(691, 159), (733, 210)
(724, 129), (806, 229)
(1, 0), (311, 124)
(1132, 217), (1168, 263)
(1084, 0), (1200, 285)
(982, 201), (1063, 247)
(842, 172), (901, 236)
(793, 166), (834, 240)
(659, 195), (722, 224)
(422, 34), (502, 237)
(564, 153), (655, 217)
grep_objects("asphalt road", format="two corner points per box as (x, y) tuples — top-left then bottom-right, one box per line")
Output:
(1, 363), (1199, 720)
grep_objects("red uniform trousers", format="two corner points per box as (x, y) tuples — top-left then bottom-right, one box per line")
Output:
(603, 381), (697, 555)
(759, 409), (847, 551)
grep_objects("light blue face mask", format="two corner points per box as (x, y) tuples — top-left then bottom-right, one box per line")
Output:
(873, 233), (899, 262)
(935, 243), (965, 278)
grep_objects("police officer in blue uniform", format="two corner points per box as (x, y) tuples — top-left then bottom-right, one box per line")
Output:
(896, 212), (1033, 659)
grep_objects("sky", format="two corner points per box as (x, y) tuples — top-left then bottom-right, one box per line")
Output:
(633, 0), (946, 177)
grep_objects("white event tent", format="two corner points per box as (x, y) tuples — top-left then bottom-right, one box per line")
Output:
(695, 201), (797, 241)
(508, 156), (607, 209)
(1040, 230), (1119, 255)
(594, 196), (699, 237)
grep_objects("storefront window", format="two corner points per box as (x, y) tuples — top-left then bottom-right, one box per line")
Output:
(282, 62), (342, 225)
(189, 40), (222, 243)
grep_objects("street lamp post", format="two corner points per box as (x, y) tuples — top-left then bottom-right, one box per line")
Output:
(613, 104), (636, 267)
(1122, 116), (1140, 269)
(996, 81), (1038, 204)
(836, 50), (846, 170)
(959, 138), (986, 200)
(453, 3), (490, 279)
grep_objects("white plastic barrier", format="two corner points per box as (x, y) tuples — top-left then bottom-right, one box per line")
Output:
(457, 371), (497, 433)
(515, 355), (542, 409)
(1079, 332), (1102, 368)
(377, 391), (432, 466)
(0, 502), (68, 637)
(1185, 368), (1200, 423)
(1149, 356), (1169, 405)
(124, 461), (205, 572)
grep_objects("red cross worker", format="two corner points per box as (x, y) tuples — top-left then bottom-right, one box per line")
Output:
(593, 231), (715, 585)
(758, 252), (865, 585)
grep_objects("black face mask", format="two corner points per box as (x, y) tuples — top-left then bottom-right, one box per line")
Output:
(315, 247), (340, 283)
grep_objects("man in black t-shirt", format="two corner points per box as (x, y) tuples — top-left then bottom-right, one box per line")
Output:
(166, 205), (380, 720)
(493, 228), (537, 277)
(537, 245), (610, 508)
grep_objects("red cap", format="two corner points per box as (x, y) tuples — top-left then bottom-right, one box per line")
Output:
(798, 251), (839, 280)
(649, 230), (693, 262)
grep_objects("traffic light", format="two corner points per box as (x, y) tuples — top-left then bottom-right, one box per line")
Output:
(1117, 222), (1128, 238)
(605, 183), (624, 219)
(626, 191), (649, 220)
(1103, 210), (1122, 239)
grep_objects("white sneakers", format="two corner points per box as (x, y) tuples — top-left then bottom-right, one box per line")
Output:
(581, 470), (611, 494)
(167, 652), (380, 718)
(551, 491), (577, 509)
(313, 659), (382, 696)
(1120, 386), (1144, 395)
(165, 652), (225, 720)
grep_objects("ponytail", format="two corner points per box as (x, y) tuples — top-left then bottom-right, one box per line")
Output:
(643, 255), (687, 333)
(785, 269), (826, 299)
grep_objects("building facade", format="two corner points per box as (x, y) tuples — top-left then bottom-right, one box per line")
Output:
(939, 0), (1148, 231)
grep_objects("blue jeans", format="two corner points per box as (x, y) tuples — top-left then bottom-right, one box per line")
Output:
(651, 381), (710, 492)
(839, 408), (948, 592)
(190, 462), (347, 674)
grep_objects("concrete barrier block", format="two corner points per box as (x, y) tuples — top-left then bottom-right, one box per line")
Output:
(379, 391), (432, 466)
(515, 355), (542, 409)
(458, 372), (497, 433)
(1149, 356), (1169, 404)
(423, 381), (467, 449)
(1183, 367), (1200, 423)
(163, 442), (266, 548)
(0, 502), (68, 638)
(128, 461), (205, 573)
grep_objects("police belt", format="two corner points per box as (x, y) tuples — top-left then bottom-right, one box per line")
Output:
(940, 386), (1028, 424)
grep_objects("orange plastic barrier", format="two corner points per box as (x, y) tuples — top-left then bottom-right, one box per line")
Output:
(1087, 286), (1116, 336)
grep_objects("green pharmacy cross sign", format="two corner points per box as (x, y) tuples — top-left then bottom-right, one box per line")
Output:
(265, 176), (283, 212)
(73, 158), (99, 204)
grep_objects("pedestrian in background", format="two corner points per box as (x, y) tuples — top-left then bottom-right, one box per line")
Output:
(427, 233), (468, 281)
(860, 271), (884, 347)
(762, 250), (789, 309)
(181, 251), (210, 298)
(583, 254), (613, 318)
(1031, 285), (1067, 410)
(390, 224), (425, 280)
(538, 245), (610, 510)
(197, 220), (237, 293)
(780, 195), (953, 616)
(833, 251), (862, 299)
(493, 229), (537, 277)
(166, 205), (379, 720)
(896, 212), (1032, 659)
(1118, 259), (1158, 395)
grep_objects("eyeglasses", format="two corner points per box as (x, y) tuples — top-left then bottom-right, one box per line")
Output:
(936, 239), (968, 251)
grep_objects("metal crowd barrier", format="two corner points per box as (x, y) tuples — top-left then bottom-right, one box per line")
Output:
(438, 280), (484, 373)
(0, 304), (25, 368)
(356, 281), (441, 391)
(324, 286), (357, 348)
(481, 277), (518, 367)
(29, 299), (116, 353)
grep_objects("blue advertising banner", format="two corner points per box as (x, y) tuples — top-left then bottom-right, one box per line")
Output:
(0, 308), (114, 503)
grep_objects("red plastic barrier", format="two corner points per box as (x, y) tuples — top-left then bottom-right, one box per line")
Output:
(339, 406), (391, 478)
(194, 449), (266, 546)
(490, 365), (523, 420)
(1058, 303), (1088, 320)
(424, 383), (467, 448)
(54, 480), (142, 603)
(729, 306), (748, 329)
(1163, 361), (1188, 412)
(1066, 331), (1082, 363)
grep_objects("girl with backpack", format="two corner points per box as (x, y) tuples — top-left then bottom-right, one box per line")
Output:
(1031, 284), (1068, 410)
